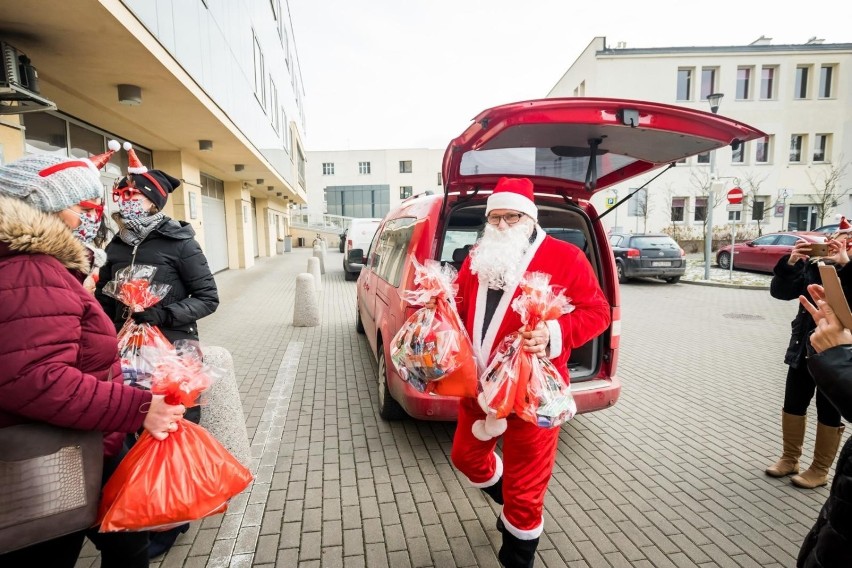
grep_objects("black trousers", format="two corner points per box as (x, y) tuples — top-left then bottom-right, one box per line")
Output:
(784, 364), (842, 427)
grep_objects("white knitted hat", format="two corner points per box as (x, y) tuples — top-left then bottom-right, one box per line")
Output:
(0, 153), (105, 212)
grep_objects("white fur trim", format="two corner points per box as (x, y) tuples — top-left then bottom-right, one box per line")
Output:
(476, 227), (547, 367)
(127, 166), (148, 174)
(108, 139), (121, 151)
(484, 415), (507, 437)
(467, 453), (503, 488)
(486, 192), (538, 221)
(472, 419), (492, 441)
(545, 320), (562, 358)
(500, 510), (544, 540)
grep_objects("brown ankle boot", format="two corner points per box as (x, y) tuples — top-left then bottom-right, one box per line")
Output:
(765, 411), (806, 477)
(791, 423), (845, 488)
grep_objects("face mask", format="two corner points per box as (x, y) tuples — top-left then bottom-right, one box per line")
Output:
(118, 199), (149, 221)
(71, 210), (100, 244)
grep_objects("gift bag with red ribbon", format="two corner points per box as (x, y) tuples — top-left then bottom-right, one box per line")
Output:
(390, 257), (477, 398)
(102, 264), (173, 389)
(97, 345), (252, 532)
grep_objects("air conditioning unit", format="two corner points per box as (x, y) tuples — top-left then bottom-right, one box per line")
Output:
(0, 41), (57, 115)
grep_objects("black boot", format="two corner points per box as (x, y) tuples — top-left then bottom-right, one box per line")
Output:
(148, 524), (189, 559)
(481, 477), (504, 505)
(497, 518), (539, 568)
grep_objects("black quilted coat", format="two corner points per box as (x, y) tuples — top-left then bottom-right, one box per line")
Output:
(95, 218), (219, 343)
(800, 346), (852, 567)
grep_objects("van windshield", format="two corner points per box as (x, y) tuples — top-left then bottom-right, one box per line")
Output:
(459, 147), (635, 184)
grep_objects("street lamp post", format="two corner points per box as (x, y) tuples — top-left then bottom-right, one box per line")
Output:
(704, 92), (724, 280)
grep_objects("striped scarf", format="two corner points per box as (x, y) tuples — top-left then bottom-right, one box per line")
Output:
(118, 212), (165, 246)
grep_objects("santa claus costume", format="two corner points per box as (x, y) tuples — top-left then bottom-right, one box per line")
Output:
(449, 177), (610, 567)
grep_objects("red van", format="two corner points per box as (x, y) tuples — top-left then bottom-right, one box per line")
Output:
(354, 98), (764, 420)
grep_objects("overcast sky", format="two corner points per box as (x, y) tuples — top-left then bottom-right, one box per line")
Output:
(289, 0), (848, 152)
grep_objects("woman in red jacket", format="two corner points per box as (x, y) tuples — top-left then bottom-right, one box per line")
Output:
(0, 152), (185, 568)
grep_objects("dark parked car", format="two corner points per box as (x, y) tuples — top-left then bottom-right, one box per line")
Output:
(716, 231), (826, 273)
(609, 233), (686, 283)
(814, 223), (839, 234)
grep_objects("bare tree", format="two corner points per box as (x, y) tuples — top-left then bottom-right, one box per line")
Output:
(807, 158), (850, 225)
(689, 169), (725, 260)
(740, 170), (769, 235)
(628, 188), (652, 232)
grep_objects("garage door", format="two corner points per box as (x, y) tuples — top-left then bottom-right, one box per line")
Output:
(200, 174), (229, 273)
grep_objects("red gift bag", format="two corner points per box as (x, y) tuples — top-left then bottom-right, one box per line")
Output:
(98, 420), (252, 531)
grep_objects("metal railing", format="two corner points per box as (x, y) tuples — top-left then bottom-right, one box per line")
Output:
(290, 212), (352, 232)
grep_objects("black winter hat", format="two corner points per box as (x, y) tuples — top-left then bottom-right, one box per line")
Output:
(117, 170), (181, 211)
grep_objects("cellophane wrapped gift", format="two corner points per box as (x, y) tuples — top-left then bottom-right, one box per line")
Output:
(102, 264), (173, 389)
(478, 272), (577, 427)
(390, 256), (476, 397)
(98, 344), (252, 532)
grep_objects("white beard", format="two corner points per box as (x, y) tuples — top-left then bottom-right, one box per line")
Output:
(469, 222), (534, 291)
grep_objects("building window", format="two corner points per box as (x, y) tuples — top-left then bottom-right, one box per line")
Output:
(789, 135), (805, 163)
(437, 172), (443, 186)
(322, 162), (334, 175)
(732, 142), (745, 164)
(755, 135), (772, 164)
(760, 66), (777, 99)
(252, 31), (265, 108)
(813, 134), (830, 162)
(671, 198), (685, 222)
(819, 65), (834, 98)
(700, 67), (717, 101)
(269, 79), (279, 131)
(399, 160), (412, 173)
(359, 161), (371, 174)
(728, 209), (742, 222)
(736, 67), (752, 100)
(794, 66), (810, 99)
(676, 68), (692, 101)
(281, 107), (289, 152)
(400, 186), (413, 199)
(752, 197), (769, 221)
(696, 152), (710, 164)
(694, 197), (707, 222)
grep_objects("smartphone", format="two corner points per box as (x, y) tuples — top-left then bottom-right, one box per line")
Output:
(808, 242), (831, 257)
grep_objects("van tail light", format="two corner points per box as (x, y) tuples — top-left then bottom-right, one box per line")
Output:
(347, 239), (353, 249)
(626, 248), (640, 258)
(610, 305), (621, 349)
(679, 247), (686, 257)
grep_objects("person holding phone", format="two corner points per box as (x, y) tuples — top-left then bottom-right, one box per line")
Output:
(765, 223), (852, 488)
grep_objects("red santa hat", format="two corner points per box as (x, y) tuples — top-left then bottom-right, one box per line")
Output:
(122, 141), (148, 174)
(837, 215), (852, 233)
(486, 177), (537, 221)
(86, 139), (121, 170)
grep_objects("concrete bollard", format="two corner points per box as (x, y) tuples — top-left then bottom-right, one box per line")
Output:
(200, 346), (252, 469)
(293, 273), (320, 327)
(307, 256), (322, 291)
(313, 247), (326, 274)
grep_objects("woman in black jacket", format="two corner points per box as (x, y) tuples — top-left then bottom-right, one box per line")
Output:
(766, 234), (850, 488)
(95, 145), (219, 558)
(797, 285), (852, 567)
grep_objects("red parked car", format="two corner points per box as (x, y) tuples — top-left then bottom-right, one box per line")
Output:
(716, 231), (826, 273)
(354, 97), (765, 420)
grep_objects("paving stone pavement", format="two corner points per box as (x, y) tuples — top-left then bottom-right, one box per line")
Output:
(75, 247), (840, 567)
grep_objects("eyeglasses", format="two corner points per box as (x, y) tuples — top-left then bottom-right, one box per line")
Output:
(78, 200), (104, 222)
(486, 212), (525, 225)
(111, 187), (142, 202)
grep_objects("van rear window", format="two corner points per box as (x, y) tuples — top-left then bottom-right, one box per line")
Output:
(459, 147), (635, 184)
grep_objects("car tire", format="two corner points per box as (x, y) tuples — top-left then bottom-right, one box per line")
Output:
(377, 346), (405, 421)
(664, 276), (681, 284)
(718, 251), (731, 270)
(616, 262), (629, 284)
(356, 303), (365, 334)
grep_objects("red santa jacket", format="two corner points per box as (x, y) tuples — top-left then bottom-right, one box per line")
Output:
(0, 195), (151, 456)
(455, 230), (610, 383)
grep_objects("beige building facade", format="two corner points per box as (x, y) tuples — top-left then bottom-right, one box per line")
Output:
(549, 36), (852, 237)
(0, 0), (308, 272)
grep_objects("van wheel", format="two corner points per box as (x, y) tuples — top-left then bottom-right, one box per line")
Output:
(356, 304), (365, 334)
(377, 347), (405, 421)
(664, 276), (681, 284)
(617, 262), (629, 284)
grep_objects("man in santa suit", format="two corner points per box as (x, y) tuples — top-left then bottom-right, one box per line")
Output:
(449, 176), (610, 567)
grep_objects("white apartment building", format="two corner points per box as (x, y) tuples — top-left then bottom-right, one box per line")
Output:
(304, 148), (444, 221)
(549, 36), (852, 237)
(1, 0), (307, 272)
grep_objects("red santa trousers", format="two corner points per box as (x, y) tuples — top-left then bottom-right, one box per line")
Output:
(451, 397), (560, 539)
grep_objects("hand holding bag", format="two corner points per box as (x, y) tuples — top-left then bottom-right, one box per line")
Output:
(0, 424), (103, 553)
